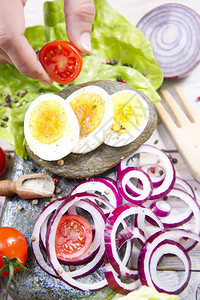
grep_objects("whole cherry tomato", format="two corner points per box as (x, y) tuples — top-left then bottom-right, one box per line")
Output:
(0, 147), (7, 177)
(39, 40), (83, 84)
(0, 227), (28, 277)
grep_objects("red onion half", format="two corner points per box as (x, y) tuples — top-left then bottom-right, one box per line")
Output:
(137, 3), (200, 78)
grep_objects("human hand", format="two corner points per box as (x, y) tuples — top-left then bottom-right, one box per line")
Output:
(64, 0), (95, 54)
(0, 0), (53, 86)
(0, 0), (95, 85)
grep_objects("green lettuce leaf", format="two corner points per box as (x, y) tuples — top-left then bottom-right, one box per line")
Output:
(0, 0), (163, 158)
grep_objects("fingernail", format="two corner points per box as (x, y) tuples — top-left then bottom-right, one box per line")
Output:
(80, 32), (92, 53)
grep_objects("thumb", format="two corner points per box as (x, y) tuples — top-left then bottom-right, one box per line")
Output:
(64, 0), (95, 54)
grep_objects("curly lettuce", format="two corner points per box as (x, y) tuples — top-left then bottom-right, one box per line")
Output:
(0, 0), (163, 158)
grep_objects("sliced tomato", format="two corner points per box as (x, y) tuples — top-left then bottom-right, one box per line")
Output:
(39, 40), (83, 84)
(55, 214), (93, 261)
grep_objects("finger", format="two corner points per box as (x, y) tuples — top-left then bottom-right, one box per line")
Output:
(0, 52), (11, 65)
(1, 34), (53, 86)
(64, 0), (95, 54)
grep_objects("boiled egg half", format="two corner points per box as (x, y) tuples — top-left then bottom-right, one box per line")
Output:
(104, 90), (149, 147)
(66, 86), (114, 153)
(24, 94), (79, 161)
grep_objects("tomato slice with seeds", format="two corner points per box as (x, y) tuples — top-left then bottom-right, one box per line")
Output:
(39, 41), (83, 84)
(55, 214), (93, 261)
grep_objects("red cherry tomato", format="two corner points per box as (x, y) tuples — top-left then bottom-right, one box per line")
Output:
(39, 40), (83, 84)
(0, 147), (6, 177)
(0, 227), (28, 277)
(55, 214), (93, 261)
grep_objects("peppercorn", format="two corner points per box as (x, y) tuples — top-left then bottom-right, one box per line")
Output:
(117, 76), (122, 82)
(3, 115), (8, 122)
(123, 63), (129, 67)
(171, 157), (178, 164)
(0, 122), (5, 127)
(121, 79), (126, 83)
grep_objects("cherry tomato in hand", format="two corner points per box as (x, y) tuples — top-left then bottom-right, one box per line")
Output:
(0, 147), (7, 177)
(55, 214), (93, 261)
(0, 227), (28, 277)
(39, 40), (83, 84)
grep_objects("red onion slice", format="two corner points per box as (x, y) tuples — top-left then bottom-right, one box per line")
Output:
(139, 239), (191, 294)
(119, 145), (175, 200)
(105, 203), (164, 278)
(46, 194), (108, 290)
(138, 229), (200, 294)
(31, 198), (65, 277)
(117, 167), (153, 204)
(103, 262), (140, 295)
(174, 177), (196, 199)
(155, 188), (199, 228)
(71, 178), (122, 215)
(137, 3), (200, 78)
(150, 200), (171, 217)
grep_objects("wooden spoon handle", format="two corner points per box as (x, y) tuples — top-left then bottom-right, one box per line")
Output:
(0, 180), (17, 197)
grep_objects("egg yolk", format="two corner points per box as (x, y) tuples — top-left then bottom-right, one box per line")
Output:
(69, 93), (105, 136)
(29, 100), (67, 144)
(112, 92), (146, 134)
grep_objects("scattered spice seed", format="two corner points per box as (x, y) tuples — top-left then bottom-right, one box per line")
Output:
(3, 115), (8, 121)
(172, 157), (178, 164)
(117, 76), (122, 82)
(57, 159), (64, 166)
(154, 139), (159, 144)
(15, 91), (20, 96)
(121, 79), (126, 83)
(30, 236), (36, 242)
(55, 187), (62, 194)
(16, 103), (22, 108)
(39, 89), (44, 94)
(19, 89), (27, 97)
(53, 178), (59, 185)
(30, 165), (37, 172)
(17, 204), (23, 211)
(12, 97), (18, 103)
(0, 122), (5, 127)
(32, 199), (39, 205)
(123, 63), (129, 67)
(69, 265), (76, 271)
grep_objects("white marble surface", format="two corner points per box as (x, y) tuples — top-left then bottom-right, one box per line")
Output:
(1, 0), (200, 299)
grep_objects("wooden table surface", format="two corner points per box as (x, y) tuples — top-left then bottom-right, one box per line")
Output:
(1, 0), (200, 299)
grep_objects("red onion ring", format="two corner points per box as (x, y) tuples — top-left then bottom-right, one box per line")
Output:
(174, 177), (196, 199)
(31, 198), (65, 277)
(104, 203), (164, 278)
(150, 200), (171, 217)
(139, 239), (191, 294)
(117, 167), (153, 204)
(118, 145), (175, 200)
(103, 261), (140, 295)
(71, 177), (122, 215)
(137, 3), (200, 78)
(154, 188), (199, 228)
(46, 194), (108, 290)
(138, 229), (200, 294)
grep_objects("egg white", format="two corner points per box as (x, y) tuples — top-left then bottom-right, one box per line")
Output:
(24, 94), (79, 161)
(65, 86), (114, 154)
(104, 90), (149, 147)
